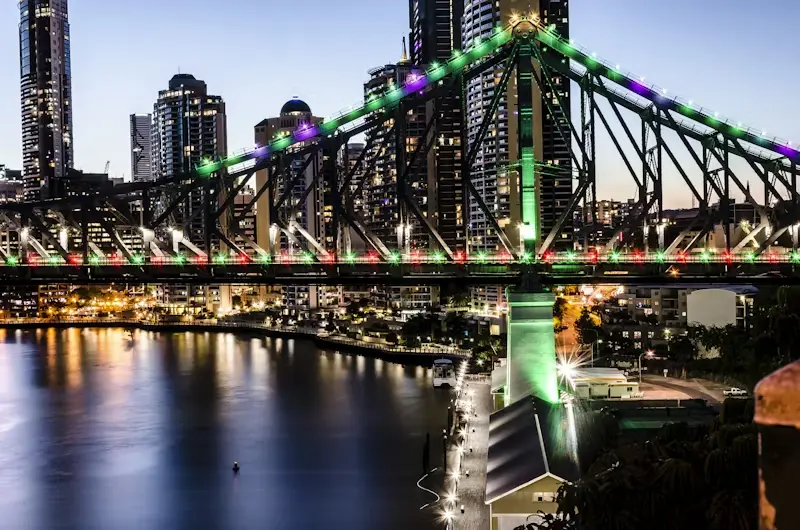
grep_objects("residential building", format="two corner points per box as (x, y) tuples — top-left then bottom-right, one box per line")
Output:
(462, 0), (573, 310)
(151, 74), (228, 312)
(363, 56), (439, 309)
(0, 167), (23, 204)
(409, 0), (465, 252)
(601, 284), (757, 351)
(363, 59), (432, 250)
(574, 198), (636, 248)
(19, 0), (74, 201)
(538, 0), (573, 250)
(129, 114), (153, 182)
(254, 98), (335, 315)
(152, 74), (227, 245)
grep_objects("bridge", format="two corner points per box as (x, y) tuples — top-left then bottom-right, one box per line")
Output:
(3, 15), (797, 405)
(1, 16), (797, 291)
(0, 251), (799, 285)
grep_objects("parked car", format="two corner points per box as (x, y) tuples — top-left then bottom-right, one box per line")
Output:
(723, 387), (748, 397)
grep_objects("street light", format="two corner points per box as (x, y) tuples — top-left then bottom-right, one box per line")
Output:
(638, 349), (654, 384)
(583, 328), (599, 367)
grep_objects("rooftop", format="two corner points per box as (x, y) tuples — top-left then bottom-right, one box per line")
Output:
(486, 396), (580, 504)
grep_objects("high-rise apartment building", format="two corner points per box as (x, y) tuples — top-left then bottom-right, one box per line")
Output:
(254, 98), (336, 314)
(462, 0), (573, 311)
(152, 74), (227, 312)
(19, 0), (74, 201)
(538, 0), (573, 250)
(363, 60), (432, 251)
(152, 74), (227, 245)
(462, 0), (511, 255)
(363, 58), (439, 310)
(409, 0), (465, 252)
(129, 114), (153, 182)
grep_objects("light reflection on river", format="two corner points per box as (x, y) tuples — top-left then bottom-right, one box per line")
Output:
(0, 328), (451, 530)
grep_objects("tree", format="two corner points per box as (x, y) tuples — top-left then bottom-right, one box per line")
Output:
(553, 296), (567, 320)
(520, 418), (757, 530)
(231, 295), (242, 308)
(444, 312), (468, 344)
(667, 335), (697, 364)
(574, 307), (603, 345)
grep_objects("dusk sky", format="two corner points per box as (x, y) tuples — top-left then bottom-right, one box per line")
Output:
(0, 0), (797, 207)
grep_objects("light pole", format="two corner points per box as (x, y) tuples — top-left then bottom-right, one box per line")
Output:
(639, 349), (654, 384)
(583, 328), (599, 367)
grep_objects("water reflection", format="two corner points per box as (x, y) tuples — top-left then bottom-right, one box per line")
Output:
(0, 328), (450, 530)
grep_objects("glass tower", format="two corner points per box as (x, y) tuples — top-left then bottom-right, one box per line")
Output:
(19, 0), (74, 201)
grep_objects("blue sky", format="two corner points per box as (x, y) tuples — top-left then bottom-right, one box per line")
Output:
(0, 0), (797, 207)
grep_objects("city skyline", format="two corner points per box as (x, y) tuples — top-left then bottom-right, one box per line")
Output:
(0, 0), (798, 208)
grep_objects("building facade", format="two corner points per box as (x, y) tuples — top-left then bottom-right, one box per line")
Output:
(254, 98), (337, 314)
(601, 285), (756, 352)
(461, 0), (573, 311)
(151, 74), (228, 312)
(129, 114), (153, 182)
(19, 0), (74, 201)
(537, 0), (573, 250)
(363, 58), (439, 310)
(409, 0), (465, 252)
(152, 74), (227, 244)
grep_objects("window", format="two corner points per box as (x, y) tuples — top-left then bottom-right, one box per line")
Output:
(533, 492), (556, 502)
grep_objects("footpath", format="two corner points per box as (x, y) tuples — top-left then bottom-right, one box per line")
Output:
(439, 369), (491, 530)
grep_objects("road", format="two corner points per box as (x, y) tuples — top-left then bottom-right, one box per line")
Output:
(642, 375), (730, 405)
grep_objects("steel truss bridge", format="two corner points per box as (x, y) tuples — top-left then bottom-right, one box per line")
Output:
(2, 16), (799, 287)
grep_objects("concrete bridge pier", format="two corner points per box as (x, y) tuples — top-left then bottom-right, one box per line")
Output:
(505, 289), (559, 406)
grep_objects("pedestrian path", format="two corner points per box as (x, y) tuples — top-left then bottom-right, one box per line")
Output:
(439, 370), (491, 530)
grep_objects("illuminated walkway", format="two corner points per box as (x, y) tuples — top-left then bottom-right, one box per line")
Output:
(442, 375), (491, 530)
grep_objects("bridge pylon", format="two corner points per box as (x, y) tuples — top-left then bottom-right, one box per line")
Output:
(505, 288), (559, 406)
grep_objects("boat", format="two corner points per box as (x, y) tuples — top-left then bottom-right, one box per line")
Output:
(432, 358), (456, 388)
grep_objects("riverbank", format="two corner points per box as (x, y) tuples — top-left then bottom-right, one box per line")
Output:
(0, 318), (470, 366)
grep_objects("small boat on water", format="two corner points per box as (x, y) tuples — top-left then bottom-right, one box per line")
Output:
(432, 358), (456, 388)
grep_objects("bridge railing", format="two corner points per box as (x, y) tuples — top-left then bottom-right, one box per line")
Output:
(4, 249), (798, 268)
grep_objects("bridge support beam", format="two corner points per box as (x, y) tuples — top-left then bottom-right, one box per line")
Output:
(506, 288), (558, 406)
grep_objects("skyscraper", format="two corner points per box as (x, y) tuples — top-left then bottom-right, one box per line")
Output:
(129, 114), (153, 182)
(538, 0), (573, 250)
(409, 0), (465, 252)
(19, 0), (74, 201)
(363, 60), (431, 252)
(462, 0), (573, 310)
(363, 57), (439, 310)
(152, 74), (227, 245)
(151, 74), (227, 312)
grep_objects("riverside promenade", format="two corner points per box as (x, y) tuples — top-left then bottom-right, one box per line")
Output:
(440, 370), (491, 530)
(0, 317), (470, 363)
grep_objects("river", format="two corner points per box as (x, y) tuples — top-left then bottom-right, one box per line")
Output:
(0, 328), (452, 530)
